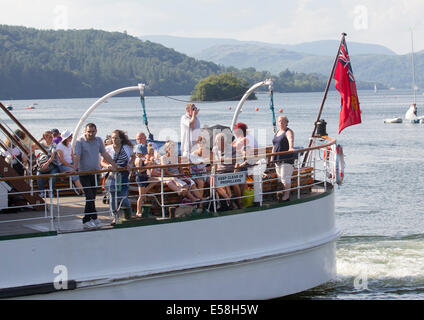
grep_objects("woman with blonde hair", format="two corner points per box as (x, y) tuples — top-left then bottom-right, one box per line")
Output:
(160, 140), (200, 203)
(271, 115), (295, 202)
(212, 132), (243, 210)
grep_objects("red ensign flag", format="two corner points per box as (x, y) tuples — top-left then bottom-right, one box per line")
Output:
(333, 38), (361, 133)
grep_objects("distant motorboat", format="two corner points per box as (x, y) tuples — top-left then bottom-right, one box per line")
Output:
(25, 105), (35, 109)
(384, 117), (402, 124)
(5, 104), (13, 111)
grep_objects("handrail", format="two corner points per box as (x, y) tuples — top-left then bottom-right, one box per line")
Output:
(0, 137), (336, 183)
(0, 102), (48, 155)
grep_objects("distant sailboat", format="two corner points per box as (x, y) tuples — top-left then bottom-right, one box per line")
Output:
(405, 30), (424, 123)
(374, 83), (377, 94)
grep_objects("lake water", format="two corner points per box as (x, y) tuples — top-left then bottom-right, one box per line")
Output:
(2, 88), (423, 300)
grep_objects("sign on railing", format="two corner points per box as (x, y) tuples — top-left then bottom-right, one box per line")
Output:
(216, 171), (247, 187)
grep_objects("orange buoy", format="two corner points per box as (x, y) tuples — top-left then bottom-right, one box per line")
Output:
(228, 106), (232, 110)
(255, 107), (259, 112)
(279, 108), (283, 113)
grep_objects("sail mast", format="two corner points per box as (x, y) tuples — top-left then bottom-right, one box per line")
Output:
(411, 29), (417, 105)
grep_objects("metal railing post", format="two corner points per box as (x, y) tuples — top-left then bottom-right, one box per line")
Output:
(212, 165), (217, 213)
(324, 151), (328, 192)
(160, 168), (165, 218)
(49, 177), (55, 231)
(56, 188), (61, 231)
(114, 173), (118, 219)
(297, 152), (301, 199)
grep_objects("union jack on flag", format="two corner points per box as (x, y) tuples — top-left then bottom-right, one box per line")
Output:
(333, 37), (361, 133)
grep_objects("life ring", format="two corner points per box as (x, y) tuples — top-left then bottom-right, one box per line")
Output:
(335, 144), (345, 185)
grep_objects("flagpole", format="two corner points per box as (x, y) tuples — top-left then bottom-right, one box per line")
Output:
(302, 32), (346, 167)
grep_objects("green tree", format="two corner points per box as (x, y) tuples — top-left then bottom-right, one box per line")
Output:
(191, 73), (257, 101)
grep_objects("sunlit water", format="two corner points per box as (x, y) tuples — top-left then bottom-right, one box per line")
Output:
(2, 88), (423, 299)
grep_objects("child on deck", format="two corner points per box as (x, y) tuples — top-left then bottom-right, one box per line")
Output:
(134, 144), (158, 217)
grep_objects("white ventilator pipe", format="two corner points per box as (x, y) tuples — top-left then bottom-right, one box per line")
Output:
(230, 79), (273, 130)
(71, 84), (145, 150)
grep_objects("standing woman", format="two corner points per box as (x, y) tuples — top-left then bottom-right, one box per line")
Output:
(102, 130), (134, 220)
(272, 116), (295, 202)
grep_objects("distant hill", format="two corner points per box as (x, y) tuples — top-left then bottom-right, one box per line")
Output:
(0, 25), (221, 99)
(196, 44), (421, 90)
(140, 35), (397, 57)
(141, 35), (422, 89)
(0, 26), (382, 100)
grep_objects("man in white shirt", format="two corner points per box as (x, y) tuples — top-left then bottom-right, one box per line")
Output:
(180, 103), (200, 158)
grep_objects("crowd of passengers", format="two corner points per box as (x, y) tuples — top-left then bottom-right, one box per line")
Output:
(0, 103), (295, 229)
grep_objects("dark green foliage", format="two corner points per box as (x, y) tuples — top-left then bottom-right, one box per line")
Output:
(0, 25), (334, 100)
(191, 73), (256, 101)
(0, 25), (220, 99)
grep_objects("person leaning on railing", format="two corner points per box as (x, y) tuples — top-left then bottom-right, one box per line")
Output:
(73, 123), (117, 230)
(271, 115), (295, 202)
(101, 129), (135, 224)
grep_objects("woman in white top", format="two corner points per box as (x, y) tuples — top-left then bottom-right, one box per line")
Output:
(55, 130), (83, 194)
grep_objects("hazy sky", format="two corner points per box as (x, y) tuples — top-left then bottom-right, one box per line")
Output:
(2, 0), (424, 54)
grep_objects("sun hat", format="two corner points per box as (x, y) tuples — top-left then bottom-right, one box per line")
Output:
(61, 129), (73, 141)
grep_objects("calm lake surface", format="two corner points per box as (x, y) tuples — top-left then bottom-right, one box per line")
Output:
(2, 88), (424, 300)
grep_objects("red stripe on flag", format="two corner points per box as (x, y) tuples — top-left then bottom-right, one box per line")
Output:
(333, 39), (362, 133)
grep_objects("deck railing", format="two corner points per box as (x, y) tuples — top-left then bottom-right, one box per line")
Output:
(0, 137), (337, 234)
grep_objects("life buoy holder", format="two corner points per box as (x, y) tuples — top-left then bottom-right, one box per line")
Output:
(335, 144), (345, 185)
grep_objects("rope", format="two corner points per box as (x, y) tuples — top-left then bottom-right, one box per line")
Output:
(269, 90), (277, 133)
(140, 95), (154, 140)
(147, 85), (260, 104)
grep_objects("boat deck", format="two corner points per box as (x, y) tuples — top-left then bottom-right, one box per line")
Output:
(0, 184), (330, 239)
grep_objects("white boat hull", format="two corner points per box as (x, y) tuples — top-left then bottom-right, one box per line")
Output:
(384, 117), (402, 123)
(1, 190), (339, 300)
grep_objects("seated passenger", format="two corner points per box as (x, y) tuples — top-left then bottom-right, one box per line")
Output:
(190, 136), (210, 200)
(145, 143), (161, 177)
(212, 133), (243, 210)
(55, 129), (83, 194)
(36, 130), (60, 195)
(3, 132), (28, 176)
(134, 144), (159, 217)
(160, 140), (200, 203)
(233, 122), (258, 151)
(134, 132), (159, 156)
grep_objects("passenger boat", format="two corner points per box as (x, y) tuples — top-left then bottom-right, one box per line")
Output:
(0, 81), (342, 300)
